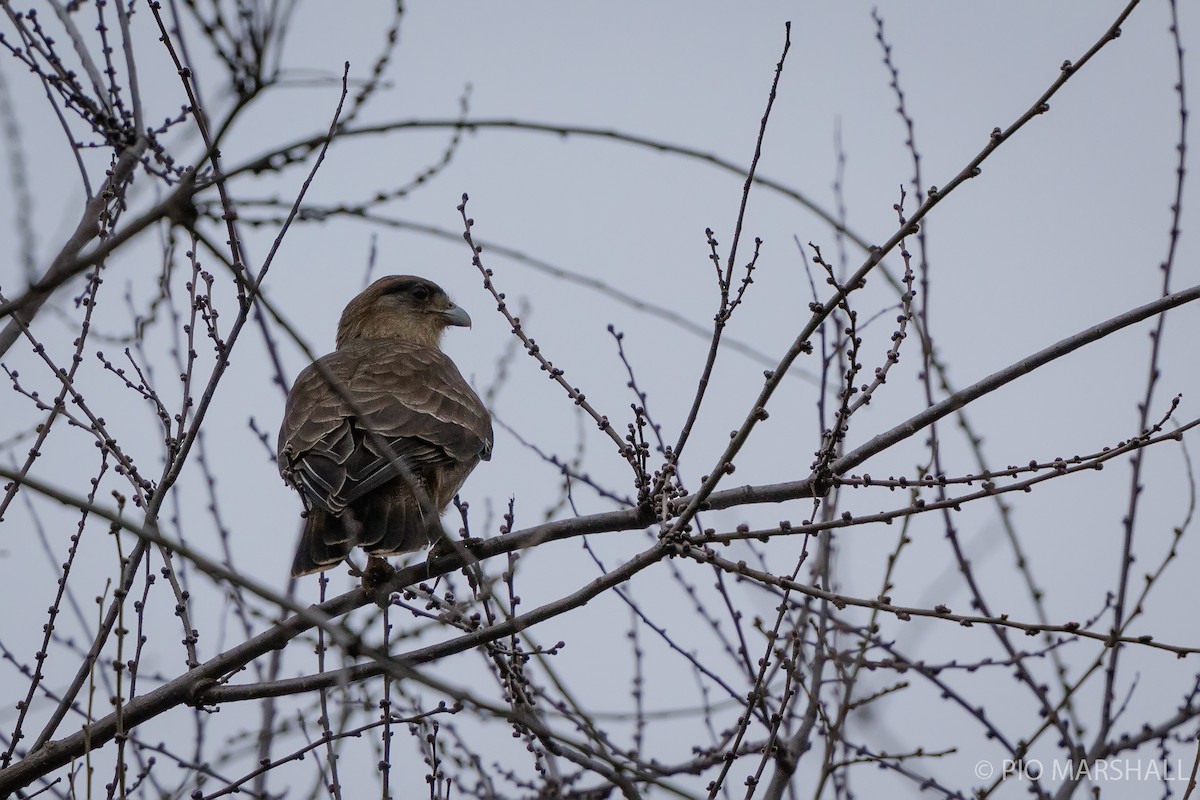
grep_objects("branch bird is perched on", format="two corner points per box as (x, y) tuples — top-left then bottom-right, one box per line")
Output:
(278, 275), (493, 578)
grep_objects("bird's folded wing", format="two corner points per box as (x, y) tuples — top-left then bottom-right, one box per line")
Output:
(277, 341), (493, 512)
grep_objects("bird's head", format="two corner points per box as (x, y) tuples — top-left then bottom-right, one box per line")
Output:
(335, 275), (472, 349)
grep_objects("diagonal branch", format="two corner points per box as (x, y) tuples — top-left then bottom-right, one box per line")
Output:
(0, 137), (147, 357)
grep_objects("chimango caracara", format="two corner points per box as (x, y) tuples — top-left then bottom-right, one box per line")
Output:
(278, 276), (493, 577)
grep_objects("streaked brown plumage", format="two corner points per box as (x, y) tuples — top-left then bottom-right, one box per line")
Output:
(277, 275), (493, 577)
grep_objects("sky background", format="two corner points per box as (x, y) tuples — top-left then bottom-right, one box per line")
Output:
(1, 2), (1198, 797)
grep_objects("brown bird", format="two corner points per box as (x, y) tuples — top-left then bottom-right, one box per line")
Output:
(277, 275), (493, 577)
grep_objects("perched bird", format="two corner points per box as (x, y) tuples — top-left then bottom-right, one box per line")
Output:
(277, 275), (493, 577)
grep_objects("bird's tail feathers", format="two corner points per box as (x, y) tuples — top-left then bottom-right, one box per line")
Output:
(290, 495), (437, 577)
(290, 509), (359, 577)
(358, 492), (437, 557)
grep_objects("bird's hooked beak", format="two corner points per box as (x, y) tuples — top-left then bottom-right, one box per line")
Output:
(441, 304), (472, 329)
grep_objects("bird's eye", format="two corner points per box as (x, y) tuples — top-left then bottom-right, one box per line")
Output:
(410, 285), (431, 301)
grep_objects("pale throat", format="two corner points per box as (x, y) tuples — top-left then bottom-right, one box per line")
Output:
(336, 313), (446, 350)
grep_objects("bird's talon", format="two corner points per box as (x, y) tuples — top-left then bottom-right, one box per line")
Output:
(361, 556), (396, 603)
